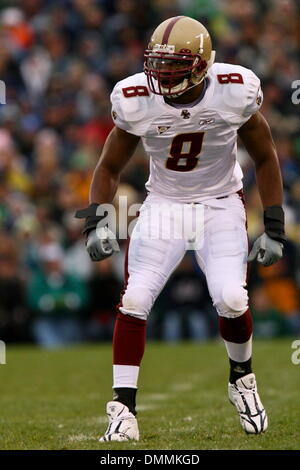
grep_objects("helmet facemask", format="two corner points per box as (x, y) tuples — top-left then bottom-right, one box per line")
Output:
(144, 49), (208, 97)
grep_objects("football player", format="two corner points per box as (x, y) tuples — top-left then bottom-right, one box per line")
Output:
(76, 16), (285, 440)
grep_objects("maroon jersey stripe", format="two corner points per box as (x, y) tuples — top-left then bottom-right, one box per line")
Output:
(161, 16), (184, 44)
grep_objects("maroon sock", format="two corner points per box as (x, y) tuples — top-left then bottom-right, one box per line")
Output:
(113, 312), (147, 366)
(219, 309), (253, 344)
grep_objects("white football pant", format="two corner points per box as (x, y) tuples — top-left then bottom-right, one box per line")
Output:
(120, 192), (249, 322)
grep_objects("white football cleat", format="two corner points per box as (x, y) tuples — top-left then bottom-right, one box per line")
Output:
(99, 401), (139, 442)
(228, 373), (268, 434)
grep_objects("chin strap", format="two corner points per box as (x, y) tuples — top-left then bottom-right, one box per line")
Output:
(162, 78), (190, 97)
(164, 74), (207, 99)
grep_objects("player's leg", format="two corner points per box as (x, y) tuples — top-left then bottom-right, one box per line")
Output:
(196, 194), (267, 434)
(100, 197), (186, 441)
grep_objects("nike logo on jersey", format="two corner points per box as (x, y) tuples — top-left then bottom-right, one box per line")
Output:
(157, 126), (171, 135)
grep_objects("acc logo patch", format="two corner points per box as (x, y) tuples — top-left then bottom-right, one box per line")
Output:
(112, 110), (118, 120)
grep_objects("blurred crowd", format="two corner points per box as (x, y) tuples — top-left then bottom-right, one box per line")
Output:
(0, 0), (299, 347)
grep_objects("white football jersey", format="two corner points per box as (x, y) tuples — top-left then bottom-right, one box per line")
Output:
(110, 63), (263, 203)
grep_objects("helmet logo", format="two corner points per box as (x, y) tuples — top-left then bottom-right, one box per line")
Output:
(196, 33), (204, 54)
(152, 44), (175, 53)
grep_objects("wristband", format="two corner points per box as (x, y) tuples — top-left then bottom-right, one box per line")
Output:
(75, 203), (107, 235)
(264, 205), (286, 243)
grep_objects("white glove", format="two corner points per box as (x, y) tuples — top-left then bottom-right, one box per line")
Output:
(86, 228), (120, 262)
(247, 233), (283, 267)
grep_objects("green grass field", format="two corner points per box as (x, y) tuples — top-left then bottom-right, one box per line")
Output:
(0, 339), (299, 450)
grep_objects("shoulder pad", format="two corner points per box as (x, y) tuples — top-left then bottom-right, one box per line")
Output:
(209, 63), (263, 121)
(110, 73), (152, 135)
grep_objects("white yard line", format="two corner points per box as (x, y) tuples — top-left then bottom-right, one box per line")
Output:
(68, 433), (95, 442)
(171, 383), (193, 392)
(136, 404), (157, 411)
(85, 416), (108, 425)
(141, 393), (171, 401)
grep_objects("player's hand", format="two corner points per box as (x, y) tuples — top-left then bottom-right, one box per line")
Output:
(86, 228), (120, 262)
(247, 233), (283, 267)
